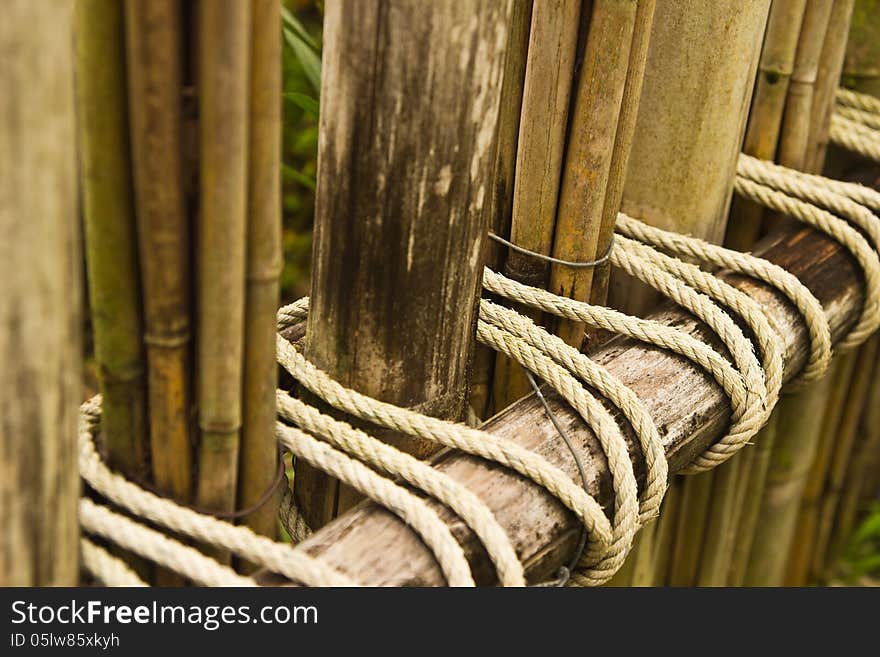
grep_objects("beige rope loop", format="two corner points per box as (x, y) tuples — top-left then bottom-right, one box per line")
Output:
(277, 296), (310, 329)
(80, 498), (256, 587)
(80, 538), (149, 587)
(475, 319), (640, 583)
(274, 422), (475, 587)
(836, 87), (880, 115)
(733, 175), (880, 350)
(615, 211), (830, 387)
(829, 114), (880, 162)
(275, 333), (614, 557)
(478, 300), (667, 524)
(482, 269), (752, 435)
(276, 392), (525, 586)
(764, 165), (880, 214)
(614, 231), (784, 406)
(609, 237), (768, 472)
(836, 105), (880, 131)
(79, 397), (358, 587)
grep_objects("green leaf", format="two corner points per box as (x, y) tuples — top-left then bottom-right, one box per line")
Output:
(284, 92), (320, 117)
(281, 6), (319, 51)
(283, 26), (322, 95)
(282, 163), (317, 192)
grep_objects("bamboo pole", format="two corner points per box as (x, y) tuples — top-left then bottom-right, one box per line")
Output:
(725, 0), (808, 251)
(841, 0), (880, 96)
(646, 479), (681, 586)
(492, 0), (583, 409)
(296, 0), (514, 529)
(75, 0), (148, 479)
(776, 0), (834, 170)
(743, 367), (836, 585)
(0, 0), (80, 585)
(549, 0), (638, 349)
(805, 0), (857, 171)
(239, 0), (282, 541)
(824, 348), (880, 571)
(696, 454), (744, 586)
(469, 0), (532, 420)
(195, 1), (251, 524)
(727, 414), (780, 585)
(810, 336), (879, 581)
(125, 0), (193, 503)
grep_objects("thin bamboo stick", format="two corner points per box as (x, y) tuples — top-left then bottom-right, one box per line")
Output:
(824, 348), (880, 571)
(76, 0), (148, 479)
(492, 0), (582, 409)
(125, 0), (193, 502)
(743, 367), (836, 585)
(668, 473), (714, 587)
(195, 1), (252, 526)
(725, 0), (809, 251)
(647, 479), (680, 586)
(805, 0), (857, 171)
(781, 352), (857, 584)
(696, 454), (744, 586)
(239, 0), (281, 542)
(810, 336), (879, 581)
(727, 414), (780, 585)
(0, 0), (80, 585)
(469, 0), (532, 420)
(549, 0), (638, 349)
(776, 0), (834, 169)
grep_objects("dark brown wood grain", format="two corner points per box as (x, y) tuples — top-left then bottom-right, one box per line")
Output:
(295, 0), (515, 527)
(288, 223), (864, 585)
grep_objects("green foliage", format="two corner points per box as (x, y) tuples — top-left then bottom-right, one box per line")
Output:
(840, 503), (880, 582)
(280, 1), (322, 301)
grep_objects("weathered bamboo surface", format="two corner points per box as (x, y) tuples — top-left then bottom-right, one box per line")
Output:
(298, 0), (513, 526)
(289, 223), (863, 585)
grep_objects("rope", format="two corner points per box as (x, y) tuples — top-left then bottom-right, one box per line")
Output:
(829, 114), (880, 163)
(80, 538), (149, 587)
(836, 87), (880, 115)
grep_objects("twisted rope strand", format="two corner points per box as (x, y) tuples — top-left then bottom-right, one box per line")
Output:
(80, 538), (149, 587)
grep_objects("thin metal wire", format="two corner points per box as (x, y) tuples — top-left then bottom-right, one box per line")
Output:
(488, 232), (615, 268)
(524, 370), (590, 587)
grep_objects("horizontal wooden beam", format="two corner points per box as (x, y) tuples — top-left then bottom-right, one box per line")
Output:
(282, 223), (862, 586)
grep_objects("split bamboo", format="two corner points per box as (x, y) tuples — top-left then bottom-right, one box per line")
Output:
(549, 0), (638, 349)
(0, 0), (80, 585)
(492, 0), (582, 409)
(125, 0), (193, 502)
(297, 0), (514, 529)
(76, 0), (148, 479)
(195, 1), (252, 524)
(239, 0), (282, 542)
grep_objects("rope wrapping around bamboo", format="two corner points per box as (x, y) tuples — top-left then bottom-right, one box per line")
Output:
(830, 115), (880, 162)
(80, 539), (148, 587)
(734, 166), (880, 351)
(78, 397), (356, 587)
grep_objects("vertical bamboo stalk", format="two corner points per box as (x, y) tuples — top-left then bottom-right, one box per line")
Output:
(549, 0), (638, 349)
(725, 0), (808, 251)
(239, 0), (281, 541)
(841, 0), (880, 96)
(824, 348), (880, 570)
(196, 0), (252, 521)
(297, 0), (513, 529)
(647, 479), (681, 586)
(727, 414), (780, 585)
(125, 0), (193, 502)
(781, 353), (857, 584)
(696, 454), (744, 586)
(76, 0), (148, 479)
(614, 0), (771, 587)
(492, 0), (582, 409)
(805, 0), (857, 171)
(776, 0), (834, 170)
(810, 336), (879, 581)
(743, 369), (836, 585)
(469, 0), (532, 420)
(0, 0), (80, 585)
